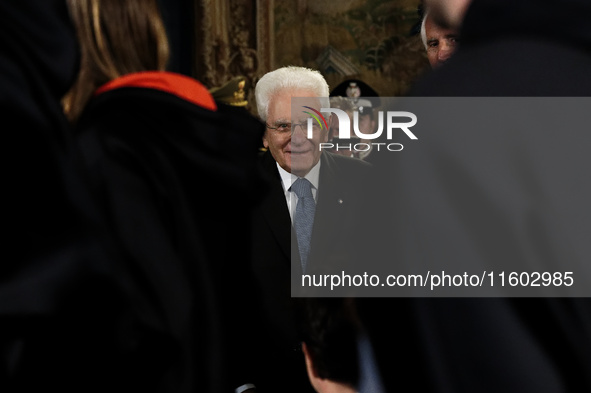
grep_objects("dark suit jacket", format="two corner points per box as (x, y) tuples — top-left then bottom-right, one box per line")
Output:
(251, 150), (372, 392)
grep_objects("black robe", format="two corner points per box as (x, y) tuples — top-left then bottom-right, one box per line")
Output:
(73, 73), (270, 393)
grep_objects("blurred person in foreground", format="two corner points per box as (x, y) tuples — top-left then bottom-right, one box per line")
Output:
(365, 0), (591, 392)
(63, 0), (268, 392)
(0, 0), (128, 391)
(295, 298), (360, 393)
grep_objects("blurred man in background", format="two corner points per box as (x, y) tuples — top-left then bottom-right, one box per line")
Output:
(420, 11), (460, 68)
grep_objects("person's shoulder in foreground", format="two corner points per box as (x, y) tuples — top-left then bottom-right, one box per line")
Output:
(368, 0), (591, 392)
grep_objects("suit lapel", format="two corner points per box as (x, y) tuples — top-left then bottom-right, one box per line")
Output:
(259, 151), (352, 274)
(259, 151), (293, 263)
(310, 152), (347, 263)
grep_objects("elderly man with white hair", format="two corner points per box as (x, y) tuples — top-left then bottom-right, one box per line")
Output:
(249, 66), (373, 393)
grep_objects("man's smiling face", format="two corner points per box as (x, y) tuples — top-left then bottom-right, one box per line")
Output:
(263, 89), (329, 177)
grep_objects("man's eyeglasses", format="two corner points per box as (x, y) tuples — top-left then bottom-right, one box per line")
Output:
(265, 121), (322, 134)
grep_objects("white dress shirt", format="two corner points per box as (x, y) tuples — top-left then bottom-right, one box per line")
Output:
(276, 161), (321, 223)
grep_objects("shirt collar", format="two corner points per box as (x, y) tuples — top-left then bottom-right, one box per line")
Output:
(276, 159), (321, 193)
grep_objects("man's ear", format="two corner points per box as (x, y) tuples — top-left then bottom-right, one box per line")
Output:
(262, 132), (269, 148)
(303, 341), (325, 393)
(302, 342), (318, 379)
(302, 342), (355, 393)
(328, 113), (336, 129)
(321, 114), (334, 143)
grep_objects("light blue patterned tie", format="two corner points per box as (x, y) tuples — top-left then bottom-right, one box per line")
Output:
(291, 178), (316, 273)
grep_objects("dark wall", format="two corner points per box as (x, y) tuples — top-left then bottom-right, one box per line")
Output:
(158, 0), (195, 76)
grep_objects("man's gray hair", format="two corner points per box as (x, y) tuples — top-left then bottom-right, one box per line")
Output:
(255, 66), (330, 122)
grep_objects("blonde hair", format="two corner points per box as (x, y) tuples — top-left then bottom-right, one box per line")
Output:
(64, 0), (169, 121)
